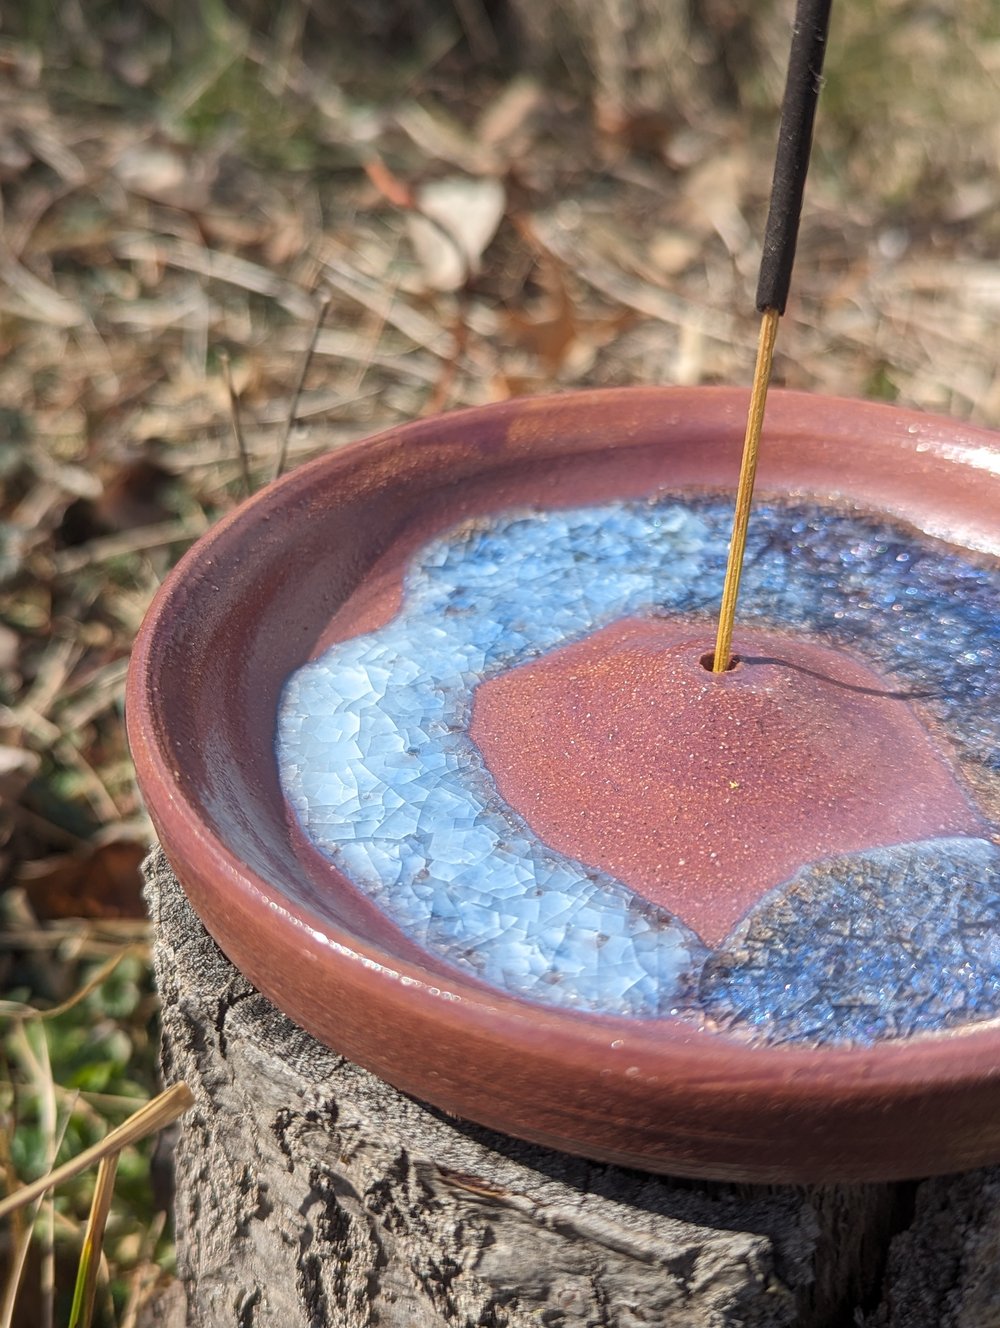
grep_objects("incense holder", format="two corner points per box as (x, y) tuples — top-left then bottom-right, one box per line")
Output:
(128, 388), (1000, 1182)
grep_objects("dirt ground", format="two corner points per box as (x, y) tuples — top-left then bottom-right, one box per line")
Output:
(0, 0), (997, 1321)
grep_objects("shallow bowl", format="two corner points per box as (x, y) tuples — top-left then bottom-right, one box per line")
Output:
(127, 387), (1000, 1182)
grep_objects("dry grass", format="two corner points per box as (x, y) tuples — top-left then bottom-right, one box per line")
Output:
(1, 0), (998, 1321)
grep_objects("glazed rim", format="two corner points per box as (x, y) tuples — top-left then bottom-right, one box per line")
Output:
(127, 387), (1000, 1182)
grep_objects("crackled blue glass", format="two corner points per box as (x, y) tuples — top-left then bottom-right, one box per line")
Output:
(277, 497), (1000, 1045)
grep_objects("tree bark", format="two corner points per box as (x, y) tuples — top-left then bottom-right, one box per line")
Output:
(145, 847), (1000, 1327)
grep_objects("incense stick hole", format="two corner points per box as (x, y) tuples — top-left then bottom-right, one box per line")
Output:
(700, 650), (742, 673)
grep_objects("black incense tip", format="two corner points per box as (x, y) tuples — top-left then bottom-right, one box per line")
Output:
(755, 0), (833, 315)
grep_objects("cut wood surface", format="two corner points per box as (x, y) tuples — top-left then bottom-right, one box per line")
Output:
(146, 848), (1000, 1327)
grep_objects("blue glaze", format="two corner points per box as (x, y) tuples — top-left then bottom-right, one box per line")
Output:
(277, 497), (1000, 1044)
(700, 838), (1000, 1043)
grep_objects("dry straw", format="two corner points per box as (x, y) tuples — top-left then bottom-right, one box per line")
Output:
(0, 1081), (194, 1223)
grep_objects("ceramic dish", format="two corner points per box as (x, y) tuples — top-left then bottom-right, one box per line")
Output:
(127, 387), (1000, 1182)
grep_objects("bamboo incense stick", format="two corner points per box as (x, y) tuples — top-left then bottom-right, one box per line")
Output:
(712, 0), (833, 672)
(712, 307), (779, 672)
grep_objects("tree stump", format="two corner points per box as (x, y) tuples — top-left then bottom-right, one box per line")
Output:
(145, 848), (1000, 1327)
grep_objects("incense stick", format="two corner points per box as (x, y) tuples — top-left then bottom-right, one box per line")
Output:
(711, 308), (779, 672)
(712, 0), (833, 672)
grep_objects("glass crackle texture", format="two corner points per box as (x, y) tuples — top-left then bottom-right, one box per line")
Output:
(277, 497), (1000, 1046)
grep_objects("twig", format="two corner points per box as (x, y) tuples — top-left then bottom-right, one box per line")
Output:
(51, 515), (210, 577)
(4, 1021), (58, 1328)
(0, 1197), (44, 1328)
(310, 328), (442, 385)
(0, 923), (150, 956)
(318, 251), (455, 357)
(361, 157), (473, 415)
(0, 1047), (76, 1328)
(221, 351), (252, 497)
(258, 386), (380, 425)
(0, 245), (85, 328)
(0, 944), (143, 1024)
(526, 213), (742, 348)
(18, 638), (84, 727)
(342, 249), (401, 398)
(111, 234), (316, 320)
(274, 293), (331, 481)
(52, 738), (121, 824)
(450, 0), (499, 61)
(52, 660), (130, 736)
(162, 36), (245, 121)
(9, 807), (91, 851)
(422, 294), (469, 416)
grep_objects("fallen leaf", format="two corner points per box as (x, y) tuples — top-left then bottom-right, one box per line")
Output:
(406, 176), (506, 292)
(504, 258), (578, 373)
(57, 452), (174, 547)
(649, 229), (701, 276)
(18, 837), (148, 921)
(596, 105), (675, 161)
(504, 254), (634, 377)
(363, 157), (415, 211)
(113, 143), (214, 211)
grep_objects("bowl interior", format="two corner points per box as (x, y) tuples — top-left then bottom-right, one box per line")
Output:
(131, 386), (1000, 971)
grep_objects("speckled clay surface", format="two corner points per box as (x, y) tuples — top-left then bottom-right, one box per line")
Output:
(475, 620), (984, 950)
(127, 388), (1000, 1181)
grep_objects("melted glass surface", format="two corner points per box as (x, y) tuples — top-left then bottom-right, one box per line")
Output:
(278, 498), (1000, 1044)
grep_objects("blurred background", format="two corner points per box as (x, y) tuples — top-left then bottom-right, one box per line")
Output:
(0, 0), (998, 1321)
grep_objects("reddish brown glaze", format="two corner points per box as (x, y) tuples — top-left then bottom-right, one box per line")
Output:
(471, 621), (985, 946)
(127, 388), (1000, 1183)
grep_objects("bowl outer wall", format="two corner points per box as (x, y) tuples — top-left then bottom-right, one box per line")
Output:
(127, 386), (1000, 1183)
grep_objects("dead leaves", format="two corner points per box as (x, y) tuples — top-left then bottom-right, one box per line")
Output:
(365, 157), (507, 293)
(112, 142), (216, 213)
(56, 452), (175, 550)
(406, 177), (506, 293)
(362, 139), (634, 397)
(17, 837), (148, 922)
(0, 747), (41, 881)
(502, 253), (633, 380)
